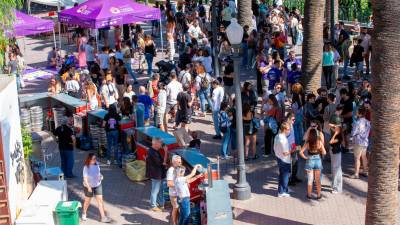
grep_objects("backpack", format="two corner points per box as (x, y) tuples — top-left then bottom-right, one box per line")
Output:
(219, 111), (231, 133)
(199, 5), (206, 17)
(200, 75), (209, 89)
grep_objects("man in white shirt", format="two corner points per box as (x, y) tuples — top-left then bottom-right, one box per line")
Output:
(274, 122), (295, 197)
(166, 155), (181, 225)
(359, 27), (371, 74)
(101, 75), (118, 109)
(65, 76), (80, 98)
(211, 80), (224, 139)
(188, 20), (204, 43)
(165, 72), (183, 125)
(179, 64), (192, 87)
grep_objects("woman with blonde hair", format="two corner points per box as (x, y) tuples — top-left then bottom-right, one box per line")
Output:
(48, 77), (62, 94)
(194, 63), (212, 117)
(86, 79), (99, 110)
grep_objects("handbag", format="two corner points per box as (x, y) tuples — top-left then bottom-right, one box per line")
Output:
(252, 118), (261, 129)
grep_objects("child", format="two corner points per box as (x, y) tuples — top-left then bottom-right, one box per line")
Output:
(188, 131), (201, 150)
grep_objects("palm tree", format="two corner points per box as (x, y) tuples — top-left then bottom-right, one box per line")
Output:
(301, 0), (325, 93)
(325, 0), (338, 40)
(237, 0), (253, 28)
(366, 0), (400, 224)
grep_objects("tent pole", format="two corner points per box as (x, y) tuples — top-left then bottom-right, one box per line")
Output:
(57, 2), (62, 50)
(53, 28), (57, 49)
(159, 18), (163, 53)
(95, 29), (99, 51)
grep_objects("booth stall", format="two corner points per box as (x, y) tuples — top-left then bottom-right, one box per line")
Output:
(57, 0), (163, 50)
(135, 126), (179, 160)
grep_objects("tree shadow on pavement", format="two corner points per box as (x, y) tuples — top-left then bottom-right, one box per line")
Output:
(233, 207), (312, 225)
(121, 213), (169, 225)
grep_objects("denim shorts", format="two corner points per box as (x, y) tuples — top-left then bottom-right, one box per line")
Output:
(305, 155), (323, 170)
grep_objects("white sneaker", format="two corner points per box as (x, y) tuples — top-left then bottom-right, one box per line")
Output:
(278, 193), (291, 197)
(82, 214), (87, 221)
(106, 160), (111, 165)
(101, 217), (111, 223)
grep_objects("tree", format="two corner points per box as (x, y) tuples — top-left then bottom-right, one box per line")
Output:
(237, 0), (253, 28)
(0, 0), (22, 69)
(365, 0), (400, 224)
(300, 0), (325, 93)
(325, 0), (338, 40)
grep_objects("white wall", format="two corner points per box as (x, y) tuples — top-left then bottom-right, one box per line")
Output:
(0, 76), (24, 223)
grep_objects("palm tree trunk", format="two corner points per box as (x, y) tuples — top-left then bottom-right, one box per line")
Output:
(366, 0), (400, 224)
(237, 0), (253, 28)
(301, 0), (325, 93)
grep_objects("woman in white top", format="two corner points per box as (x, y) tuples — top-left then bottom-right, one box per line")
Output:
(123, 84), (136, 102)
(82, 153), (111, 223)
(174, 165), (202, 225)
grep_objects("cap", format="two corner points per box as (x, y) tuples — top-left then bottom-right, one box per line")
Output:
(329, 115), (342, 126)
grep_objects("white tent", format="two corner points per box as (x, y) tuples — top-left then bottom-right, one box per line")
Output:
(27, 0), (87, 13)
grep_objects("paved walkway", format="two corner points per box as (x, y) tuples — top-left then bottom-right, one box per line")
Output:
(18, 23), (397, 225)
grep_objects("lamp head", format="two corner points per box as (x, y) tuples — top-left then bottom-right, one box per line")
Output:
(226, 18), (243, 45)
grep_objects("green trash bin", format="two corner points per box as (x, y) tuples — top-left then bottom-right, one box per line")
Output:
(55, 201), (81, 225)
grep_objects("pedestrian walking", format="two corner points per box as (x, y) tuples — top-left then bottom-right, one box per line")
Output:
(82, 153), (111, 223)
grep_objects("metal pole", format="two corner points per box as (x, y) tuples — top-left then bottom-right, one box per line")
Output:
(232, 45), (251, 200)
(57, 2), (62, 50)
(159, 18), (164, 53)
(330, 0), (335, 44)
(95, 29), (99, 51)
(52, 28), (57, 49)
(212, 0), (220, 77)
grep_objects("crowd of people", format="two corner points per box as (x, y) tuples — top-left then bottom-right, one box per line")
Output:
(4, 0), (376, 223)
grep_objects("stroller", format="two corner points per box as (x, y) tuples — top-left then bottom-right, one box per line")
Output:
(155, 60), (176, 84)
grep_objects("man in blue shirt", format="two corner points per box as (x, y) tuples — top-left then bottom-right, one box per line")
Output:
(265, 60), (283, 91)
(137, 86), (154, 125)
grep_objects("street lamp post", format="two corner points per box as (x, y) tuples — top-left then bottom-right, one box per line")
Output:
(226, 19), (251, 201)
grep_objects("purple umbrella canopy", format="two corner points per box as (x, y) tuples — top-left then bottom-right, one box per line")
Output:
(58, 0), (161, 28)
(7, 10), (54, 37)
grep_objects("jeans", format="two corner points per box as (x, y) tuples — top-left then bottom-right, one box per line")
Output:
(197, 88), (212, 113)
(330, 151), (343, 192)
(277, 158), (291, 194)
(145, 53), (154, 76)
(247, 48), (255, 68)
(293, 120), (304, 146)
(106, 130), (119, 162)
(125, 62), (137, 82)
(264, 128), (275, 155)
(60, 150), (74, 177)
(212, 110), (221, 136)
(241, 43), (248, 66)
(221, 127), (231, 157)
(230, 128), (237, 150)
(343, 59), (349, 78)
(150, 179), (165, 208)
(178, 197), (190, 225)
(323, 65), (334, 90)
